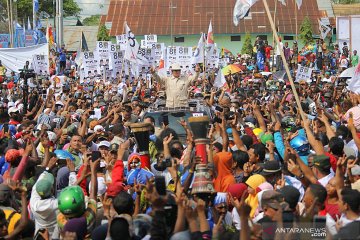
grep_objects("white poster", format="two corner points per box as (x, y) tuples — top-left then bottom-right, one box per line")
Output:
(109, 44), (121, 53)
(116, 34), (127, 50)
(32, 54), (49, 75)
(109, 51), (124, 78)
(296, 65), (313, 82)
(144, 34), (158, 48)
(96, 41), (110, 60)
(82, 51), (99, 78)
(206, 44), (220, 69)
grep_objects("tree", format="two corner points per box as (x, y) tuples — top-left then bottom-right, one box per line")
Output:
(83, 15), (101, 26)
(241, 33), (253, 55)
(299, 16), (314, 45)
(16, 0), (81, 22)
(97, 24), (110, 41)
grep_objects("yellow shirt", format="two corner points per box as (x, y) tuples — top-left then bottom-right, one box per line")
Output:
(0, 66), (6, 76)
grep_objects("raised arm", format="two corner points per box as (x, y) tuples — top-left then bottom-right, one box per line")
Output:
(303, 119), (326, 155)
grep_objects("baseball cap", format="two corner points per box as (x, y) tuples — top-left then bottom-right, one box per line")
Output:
(261, 190), (284, 210)
(109, 143), (119, 153)
(277, 185), (300, 210)
(36, 172), (54, 198)
(98, 141), (110, 148)
(260, 161), (282, 176)
(94, 125), (105, 132)
(313, 155), (331, 172)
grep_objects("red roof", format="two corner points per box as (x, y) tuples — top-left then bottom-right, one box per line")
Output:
(101, 0), (329, 36)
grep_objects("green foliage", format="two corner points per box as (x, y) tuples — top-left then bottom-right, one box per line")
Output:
(16, 0), (81, 21)
(83, 15), (101, 26)
(241, 33), (253, 55)
(97, 24), (110, 41)
(299, 16), (314, 45)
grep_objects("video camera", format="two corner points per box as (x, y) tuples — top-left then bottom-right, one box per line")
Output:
(19, 69), (36, 80)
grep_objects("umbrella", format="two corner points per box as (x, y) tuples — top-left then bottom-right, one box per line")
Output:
(339, 67), (356, 78)
(221, 64), (242, 75)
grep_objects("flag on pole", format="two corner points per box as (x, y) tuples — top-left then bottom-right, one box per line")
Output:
(278, 0), (286, 6)
(206, 21), (214, 47)
(347, 63), (360, 94)
(81, 32), (89, 51)
(296, 0), (302, 10)
(124, 23), (140, 64)
(46, 23), (55, 47)
(27, 17), (32, 30)
(33, 0), (39, 13)
(233, 0), (258, 26)
(191, 33), (205, 64)
(214, 69), (226, 88)
(318, 19), (331, 40)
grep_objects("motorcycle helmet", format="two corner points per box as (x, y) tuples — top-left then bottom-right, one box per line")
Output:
(290, 135), (310, 156)
(54, 150), (75, 161)
(58, 185), (85, 218)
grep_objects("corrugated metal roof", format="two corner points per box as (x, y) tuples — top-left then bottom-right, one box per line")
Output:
(63, 26), (98, 51)
(101, 0), (328, 36)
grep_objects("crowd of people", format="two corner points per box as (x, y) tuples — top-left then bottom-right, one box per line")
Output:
(0, 36), (359, 240)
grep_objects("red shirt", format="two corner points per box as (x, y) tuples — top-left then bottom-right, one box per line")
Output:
(265, 46), (272, 60)
(325, 152), (337, 173)
(325, 198), (340, 220)
(7, 81), (14, 89)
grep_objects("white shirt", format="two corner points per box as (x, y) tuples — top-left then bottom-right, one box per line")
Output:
(29, 172), (59, 238)
(276, 42), (284, 56)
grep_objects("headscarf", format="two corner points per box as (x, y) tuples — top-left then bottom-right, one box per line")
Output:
(227, 183), (248, 200)
(214, 152), (236, 192)
(245, 174), (266, 218)
(56, 167), (70, 191)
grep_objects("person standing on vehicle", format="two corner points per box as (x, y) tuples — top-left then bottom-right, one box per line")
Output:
(151, 63), (200, 107)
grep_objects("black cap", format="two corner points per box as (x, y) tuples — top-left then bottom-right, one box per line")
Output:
(260, 161), (282, 176)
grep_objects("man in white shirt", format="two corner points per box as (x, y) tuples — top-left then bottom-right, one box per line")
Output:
(275, 37), (284, 71)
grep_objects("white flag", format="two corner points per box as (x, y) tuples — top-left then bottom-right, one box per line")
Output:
(233, 0), (258, 26)
(278, 0), (286, 6)
(214, 69), (226, 88)
(318, 19), (331, 40)
(191, 33), (205, 64)
(296, 0), (302, 9)
(347, 63), (360, 94)
(124, 23), (140, 64)
(207, 21), (214, 47)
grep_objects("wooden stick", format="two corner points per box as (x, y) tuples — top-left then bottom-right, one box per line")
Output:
(295, 0), (298, 41)
(262, 0), (306, 121)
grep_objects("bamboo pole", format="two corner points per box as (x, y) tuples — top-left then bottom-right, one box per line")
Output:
(295, 0), (298, 41)
(262, 0), (306, 121)
(272, 0), (277, 72)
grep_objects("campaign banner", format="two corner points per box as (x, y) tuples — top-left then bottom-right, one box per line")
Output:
(109, 43), (121, 53)
(144, 34), (158, 48)
(206, 44), (220, 69)
(96, 41), (110, 60)
(0, 34), (10, 48)
(116, 34), (127, 50)
(25, 30), (35, 47)
(82, 51), (99, 78)
(32, 54), (49, 75)
(109, 51), (124, 78)
(166, 46), (193, 73)
(296, 65), (313, 82)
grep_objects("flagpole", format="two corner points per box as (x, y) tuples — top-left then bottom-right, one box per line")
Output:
(272, 0), (277, 72)
(203, 33), (206, 81)
(6, 0), (13, 48)
(33, 0), (36, 32)
(262, 0), (305, 121)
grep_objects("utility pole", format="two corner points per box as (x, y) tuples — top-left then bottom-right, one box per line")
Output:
(170, 0), (173, 46)
(56, 0), (63, 46)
